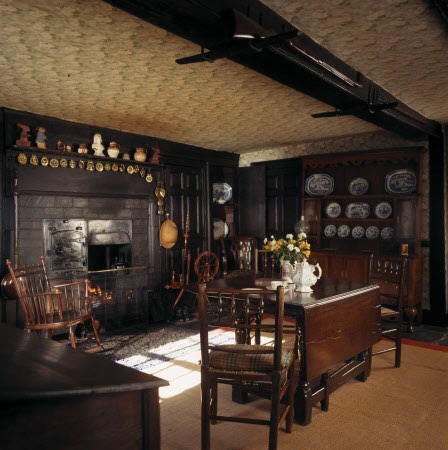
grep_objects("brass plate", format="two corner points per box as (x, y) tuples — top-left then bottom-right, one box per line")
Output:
(60, 158), (68, 168)
(78, 160), (85, 169)
(146, 173), (153, 183)
(86, 161), (95, 171)
(104, 162), (111, 171)
(127, 165), (134, 174)
(30, 154), (39, 166)
(95, 162), (104, 172)
(41, 156), (49, 166)
(112, 163), (119, 172)
(49, 158), (59, 168)
(69, 159), (76, 168)
(17, 153), (28, 165)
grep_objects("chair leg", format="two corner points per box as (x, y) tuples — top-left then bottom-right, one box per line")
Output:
(47, 329), (53, 340)
(69, 326), (77, 348)
(210, 379), (218, 425)
(286, 365), (295, 433)
(91, 317), (103, 347)
(395, 319), (402, 368)
(269, 374), (281, 450)
(201, 374), (211, 450)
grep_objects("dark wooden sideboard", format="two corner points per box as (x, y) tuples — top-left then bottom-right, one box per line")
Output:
(0, 325), (168, 450)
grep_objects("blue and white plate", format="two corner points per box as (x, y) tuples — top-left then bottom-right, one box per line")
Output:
(213, 183), (232, 203)
(374, 202), (392, 219)
(324, 224), (337, 237)
(381, 226), (394, 240)
(305, 174), (334, 196)
(351, 226), (365, 239)
(348, 177), (369, 195)
(366, 226), (380, 239)
(337, 224), (351, 238)
(325, 202), (341, 218)
(345, 202), (370, 219)
(385, 169), (416, 194)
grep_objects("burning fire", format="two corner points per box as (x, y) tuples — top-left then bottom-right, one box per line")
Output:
(88, 285), (112, 303)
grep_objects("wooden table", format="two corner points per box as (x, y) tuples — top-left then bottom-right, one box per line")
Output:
(0, 325), (168, 450)
(189, 275), (381, 425)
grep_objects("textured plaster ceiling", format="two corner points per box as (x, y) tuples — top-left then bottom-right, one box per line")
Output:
(0, 0), (446, 154)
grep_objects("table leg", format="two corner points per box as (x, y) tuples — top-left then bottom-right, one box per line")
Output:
(294, 380), (312, 425)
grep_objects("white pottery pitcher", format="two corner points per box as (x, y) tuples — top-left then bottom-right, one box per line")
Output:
(282, 259), (322, 293)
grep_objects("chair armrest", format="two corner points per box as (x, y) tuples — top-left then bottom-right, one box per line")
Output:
(52, 279), (89, 289)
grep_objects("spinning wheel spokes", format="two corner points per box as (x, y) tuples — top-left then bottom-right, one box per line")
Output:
(194, 251), (220, 282)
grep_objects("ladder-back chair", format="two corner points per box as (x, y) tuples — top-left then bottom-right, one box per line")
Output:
(6, 256), (102, 350)
(368, 254), (408, 367)
(198, 283), (297, 450)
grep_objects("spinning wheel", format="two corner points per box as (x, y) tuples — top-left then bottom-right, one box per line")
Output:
(194, 251), (220, 282)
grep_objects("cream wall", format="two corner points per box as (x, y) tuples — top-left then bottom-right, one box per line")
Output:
(240, 130), (430, 311)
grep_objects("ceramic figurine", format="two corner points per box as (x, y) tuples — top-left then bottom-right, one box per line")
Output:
(149, 146), (160, 164)
(78, 143), (88, 154)
(35, 126), (47, 149)
(122, 152), (130, 160)
(91, 133), (105, 156)
(16, 123), (32, 147)
(134, 147), (147, 162)
(64, 144), (72, 152)
(56, 139), (64, 152)
(107, 141), (120, 158)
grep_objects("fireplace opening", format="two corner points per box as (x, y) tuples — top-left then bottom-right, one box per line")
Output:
(88, 244), (132, 271)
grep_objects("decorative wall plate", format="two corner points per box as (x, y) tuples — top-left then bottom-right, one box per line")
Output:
(213, 183), (232, 203)
(351, 226), (365, 239)
(385, 169), (417, 194)
(366, 226), (380, 239)
(325, 202), (341, 218)
(324, 224), (337, 237)
(337, 224), (350, 238)
(213, 218), (229, 240)
(348, 177), (369, 195)
(345, 202), (370, 218)
(374, 202), (392, 219)
(381, 227), (394, 240)
(305, 174), (334, 196)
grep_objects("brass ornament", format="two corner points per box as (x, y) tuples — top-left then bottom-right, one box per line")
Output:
(60, 158), (68, 168)
(17, 153), (28, 165)
(30, 154), (39, 166)
(69, 159), (76, 168)
(86, 161), (95, 171)
(126, 165), (134, 174)
(140, 168), (146, 178)
(146, 173), (153, 183)
(95, 162), (104, 172)
(41, 156), (49, 166)
(112, 163), (119, 172)
(49, 158), (59, 168)
(119, 164), (125, 172)
(78, 160), (85, 169)
(104, 162), (111, 171)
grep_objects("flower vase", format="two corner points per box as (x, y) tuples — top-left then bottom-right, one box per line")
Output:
(281, 259), (322, 293)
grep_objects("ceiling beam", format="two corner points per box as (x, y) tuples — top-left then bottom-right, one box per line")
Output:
(103, 0), (442, 140)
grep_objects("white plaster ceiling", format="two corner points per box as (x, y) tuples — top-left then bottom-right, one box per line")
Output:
(0, 0), (446, 154)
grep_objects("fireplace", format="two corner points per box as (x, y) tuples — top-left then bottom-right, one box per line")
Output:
(43, 219), (133, 277)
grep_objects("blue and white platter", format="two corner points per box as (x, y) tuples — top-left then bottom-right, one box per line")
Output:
(325, 202), (341, 218)
(348, 177), (369, 195)
(345, 202), (370, 219)
(305, 174), (334, 196)
(385, 169), (416, 194)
